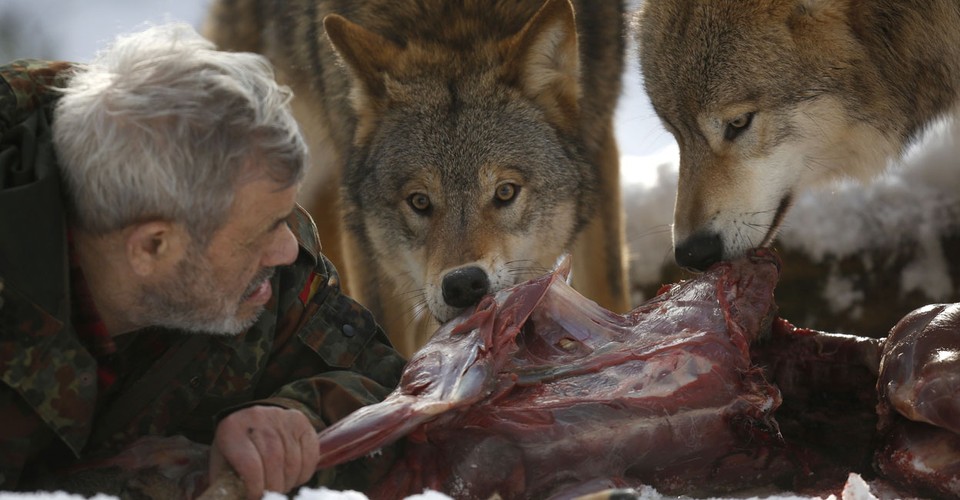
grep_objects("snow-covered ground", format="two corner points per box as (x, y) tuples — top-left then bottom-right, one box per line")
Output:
(0, 472), (889, 500)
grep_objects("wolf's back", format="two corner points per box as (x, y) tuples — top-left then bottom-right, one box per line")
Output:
(203, 0), (264, 54)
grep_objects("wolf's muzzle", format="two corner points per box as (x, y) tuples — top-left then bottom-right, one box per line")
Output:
(442, 266), (491, 308)
(675, 231), (722, 272)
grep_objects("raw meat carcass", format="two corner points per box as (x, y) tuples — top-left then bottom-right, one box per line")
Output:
(315, 250), (800, 498)
(54, 251), (960, 500)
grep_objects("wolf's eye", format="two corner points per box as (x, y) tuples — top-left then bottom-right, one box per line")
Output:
(724, 112), (755, 141)
(408, 192), (431, 213)
(493, 182), (519, 206)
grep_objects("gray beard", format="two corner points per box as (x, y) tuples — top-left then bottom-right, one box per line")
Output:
(135, 245), (274, 336)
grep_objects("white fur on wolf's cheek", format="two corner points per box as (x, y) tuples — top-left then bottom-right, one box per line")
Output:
(701, 152), (798, 258)
(699, 95), (902, 259)
(790, 96), (899, 188)
(363, 214), (429, 299)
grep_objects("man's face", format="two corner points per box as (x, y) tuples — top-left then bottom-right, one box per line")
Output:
(138, 177), (300, 335)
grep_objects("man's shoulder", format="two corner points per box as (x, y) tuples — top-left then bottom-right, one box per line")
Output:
(0, 59), (74, 132)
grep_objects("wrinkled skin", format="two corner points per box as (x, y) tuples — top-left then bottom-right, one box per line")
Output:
(316, 251), (795, 498)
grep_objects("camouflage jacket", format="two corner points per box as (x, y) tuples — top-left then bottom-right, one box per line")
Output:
(0, 60), (406, 493)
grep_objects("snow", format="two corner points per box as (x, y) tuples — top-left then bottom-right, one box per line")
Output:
(622, 147), (681, 303)
(0, 494), (115, 500)
(779, 116), (960, 270)
(0, 473), (888, 500)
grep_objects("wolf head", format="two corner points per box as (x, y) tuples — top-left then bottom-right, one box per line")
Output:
(326, 0), (596, 323)
(634, 0), (911, 270)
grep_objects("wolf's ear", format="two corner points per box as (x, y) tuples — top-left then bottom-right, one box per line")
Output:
(324, 14), (401, 103)
(787, 0), (856, 57)
(501, 0), (582, 134)
(788, 0), (849, 30)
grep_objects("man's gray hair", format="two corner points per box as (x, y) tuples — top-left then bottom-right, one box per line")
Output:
(53, 22), (307, 245)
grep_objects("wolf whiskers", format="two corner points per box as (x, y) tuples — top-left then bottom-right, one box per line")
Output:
(504, 259), (551, 281)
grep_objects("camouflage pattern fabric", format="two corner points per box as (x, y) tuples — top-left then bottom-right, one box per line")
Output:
(0, 59), (73, 132)
(0, 60), (406, 493)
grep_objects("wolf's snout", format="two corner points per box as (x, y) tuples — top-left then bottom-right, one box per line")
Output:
(675, 231), (722, 272)
(442, 266), (491, 308)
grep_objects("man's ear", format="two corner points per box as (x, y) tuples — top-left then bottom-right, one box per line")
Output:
(125, 221), (188, 277)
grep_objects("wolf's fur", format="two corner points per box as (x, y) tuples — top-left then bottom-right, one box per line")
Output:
(204, 0), (628, 355)
(633, 0), (960, 270)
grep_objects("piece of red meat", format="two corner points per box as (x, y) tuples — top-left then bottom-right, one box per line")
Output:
(55, 251), (960, 500)
(315, 250), (798, 498)
(875, 303), (960, 498)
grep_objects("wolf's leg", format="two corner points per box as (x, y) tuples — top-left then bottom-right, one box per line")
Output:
(572, 128), (630, 313)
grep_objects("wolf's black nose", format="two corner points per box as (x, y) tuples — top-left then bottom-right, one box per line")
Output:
(442, 266), (491, 308)
(675, 231), (723, 272)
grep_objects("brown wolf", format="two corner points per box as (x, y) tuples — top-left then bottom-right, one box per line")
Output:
(204, 0), (629, 355)
(633, 0), (960, 271)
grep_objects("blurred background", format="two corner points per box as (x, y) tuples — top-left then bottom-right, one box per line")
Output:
(0, 0), (684, 290)
(0, 0), (676, 176)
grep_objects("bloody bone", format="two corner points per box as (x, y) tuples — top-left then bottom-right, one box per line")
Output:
(314, 250), (800, 498)
(749, 318), (883, 493)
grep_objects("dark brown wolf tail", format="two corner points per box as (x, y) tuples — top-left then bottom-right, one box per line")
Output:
(201, 0), (263, 53)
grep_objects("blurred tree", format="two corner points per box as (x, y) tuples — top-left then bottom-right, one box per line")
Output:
(0, 5), (59, 63)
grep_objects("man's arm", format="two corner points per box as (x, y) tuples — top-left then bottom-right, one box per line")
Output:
(207, 245), (406, 496)
(209, 405), (319, 499)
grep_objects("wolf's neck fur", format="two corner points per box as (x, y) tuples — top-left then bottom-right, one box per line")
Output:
(849, 0), (960, 149)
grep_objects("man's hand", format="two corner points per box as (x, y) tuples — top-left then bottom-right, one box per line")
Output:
(209, 406), (320, 499)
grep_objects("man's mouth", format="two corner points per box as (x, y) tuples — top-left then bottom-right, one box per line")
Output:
(759, 193), (794, 248)
(242, 268), (275, 302)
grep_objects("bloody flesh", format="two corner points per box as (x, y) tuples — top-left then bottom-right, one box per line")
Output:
(61, 250), (960, 499)
(317, 250), (797, 498)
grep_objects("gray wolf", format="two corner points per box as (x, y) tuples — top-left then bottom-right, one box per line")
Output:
(204, 0), (629, 355)
(633, 0), (960, 271)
